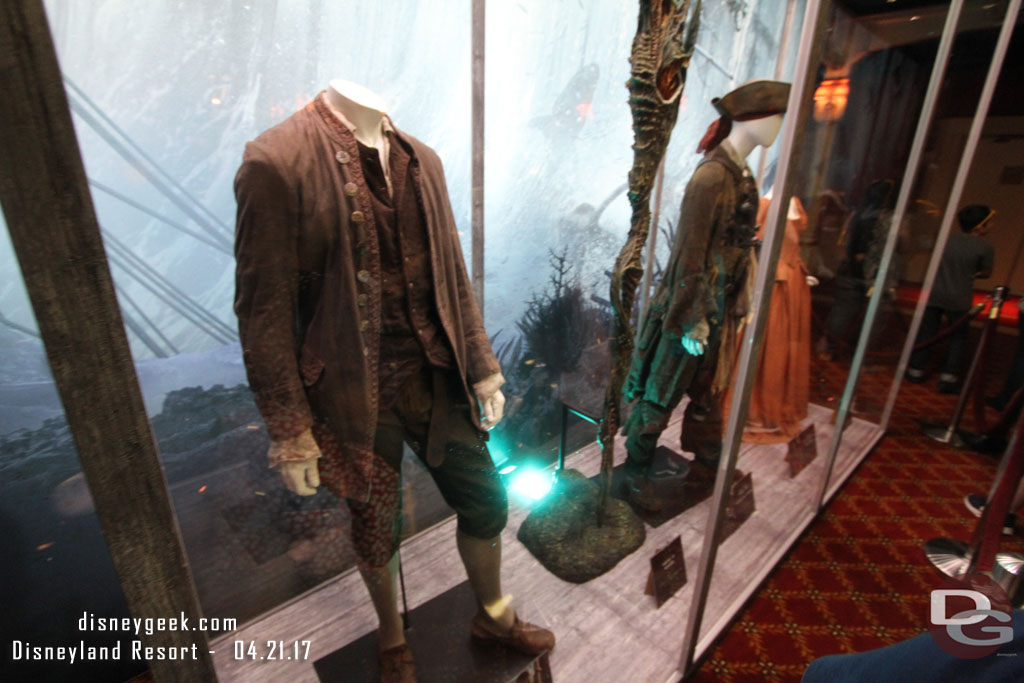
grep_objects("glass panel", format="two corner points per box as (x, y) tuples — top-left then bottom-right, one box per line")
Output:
(39, 0), (470, 628)
(683, 0), (836, 651)
(822, 0), (1012, 497)
(485, 0), (818, 678)
(0, 222), (146, 683)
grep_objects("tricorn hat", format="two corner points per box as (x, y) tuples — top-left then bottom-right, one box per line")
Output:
(712, 80), (791, 120)
(698, 80), (791, 153)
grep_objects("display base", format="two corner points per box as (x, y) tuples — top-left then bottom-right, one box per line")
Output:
(605, 447), (716, 528)
(924, 537), (973, 577)
(919, 422), (966, 449)
(313, 581), (551, 682)
(517, 468), (645, 584)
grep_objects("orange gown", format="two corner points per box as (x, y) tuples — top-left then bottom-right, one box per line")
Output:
(744, 196), (811, 443)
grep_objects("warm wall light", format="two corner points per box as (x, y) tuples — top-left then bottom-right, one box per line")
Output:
(813, 78), (850, 122)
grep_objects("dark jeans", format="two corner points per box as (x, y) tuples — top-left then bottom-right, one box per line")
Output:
(909, 305), (969, 381)
(824, 275), (868, 353)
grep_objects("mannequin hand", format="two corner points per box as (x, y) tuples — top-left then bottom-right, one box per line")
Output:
(682, 319), (710, 357)
(269, 427), (322, 495)
(278, 457), (321, 495)
(806, 275), (819, 287)
(474, 372), (506, 430)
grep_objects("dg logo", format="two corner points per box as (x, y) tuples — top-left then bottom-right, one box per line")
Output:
(929, 574), (1013, 659)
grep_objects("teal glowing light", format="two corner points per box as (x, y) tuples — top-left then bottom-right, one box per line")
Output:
(499, 465), (517, 475)
(507, 467), (553, 502)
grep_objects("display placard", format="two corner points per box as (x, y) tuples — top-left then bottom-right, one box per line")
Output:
(721, 470), (756, 541)
(786, 424), (818, 477)
(645, 536), (687, 608)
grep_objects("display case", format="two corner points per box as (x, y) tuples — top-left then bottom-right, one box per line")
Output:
(2, 0), (1020, 681)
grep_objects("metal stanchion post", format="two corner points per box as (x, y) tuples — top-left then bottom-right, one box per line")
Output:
(922, 285), (1008, 447)
(925, 407), (1024, 602)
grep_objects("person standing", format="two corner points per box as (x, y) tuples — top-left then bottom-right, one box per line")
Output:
(907, 204), (995, 393)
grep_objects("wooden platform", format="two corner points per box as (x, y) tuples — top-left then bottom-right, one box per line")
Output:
(211, 402), (881, 682)
(312, 581), (548, 682)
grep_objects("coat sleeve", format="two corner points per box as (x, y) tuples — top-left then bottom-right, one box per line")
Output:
(233, 144), (314, 443)
(450, 236), (501, 383)
(662, 162), (728, 337)
(428, 156), (501, 384)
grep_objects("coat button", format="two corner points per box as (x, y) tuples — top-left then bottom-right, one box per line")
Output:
(335, 150), (351, 164)
(344, 182), (358, 196)
(357, 293), (368, 307)
(360, 320), (369, 331)
(357, 270), (370, 283)
(363, 347), (369, 357)
(351, 210), (365, 223)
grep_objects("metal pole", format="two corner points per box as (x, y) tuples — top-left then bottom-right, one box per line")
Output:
(922, 286), (1007, 446)
(398, 550), (411, 630)
(815, 0), (967, 509)
(925, 408), (1024, 579)
(558, 402), (568, 472)
(679, 0), (830, 672)
(471, 0), (485, 311)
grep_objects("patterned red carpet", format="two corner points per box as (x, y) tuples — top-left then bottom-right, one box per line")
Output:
(690, 354), (1024, 681)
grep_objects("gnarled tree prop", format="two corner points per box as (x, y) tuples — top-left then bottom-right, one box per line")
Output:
(599, 0), (701, 516)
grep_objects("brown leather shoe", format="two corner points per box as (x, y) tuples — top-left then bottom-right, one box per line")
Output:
(378, 643), (416, 683)
(471, 613), (555, 656)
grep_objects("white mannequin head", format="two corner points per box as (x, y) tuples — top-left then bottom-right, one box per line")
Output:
(725, 114), (784, 160)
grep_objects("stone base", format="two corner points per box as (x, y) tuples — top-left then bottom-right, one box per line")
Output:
(517, 469), (645, 583)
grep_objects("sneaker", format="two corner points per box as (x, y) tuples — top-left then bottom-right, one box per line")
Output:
(905, 368), (926, 384)
(964, 493), (986, 517)
(963, 494), (1015, 535)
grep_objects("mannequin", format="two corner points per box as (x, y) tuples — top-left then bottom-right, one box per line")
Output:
(622, 80), (791, 512)
(234, 79), (552, 682)
(680, 114), (784, 357)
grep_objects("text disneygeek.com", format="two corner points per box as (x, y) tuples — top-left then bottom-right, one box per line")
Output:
(9, 611), (249, 664)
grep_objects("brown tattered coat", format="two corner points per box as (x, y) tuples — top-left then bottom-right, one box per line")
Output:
(234, 93), (499, 501)
(625, 143), (757, 408)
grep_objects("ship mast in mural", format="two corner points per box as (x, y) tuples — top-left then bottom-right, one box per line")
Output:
(599, 0), (701, 513)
